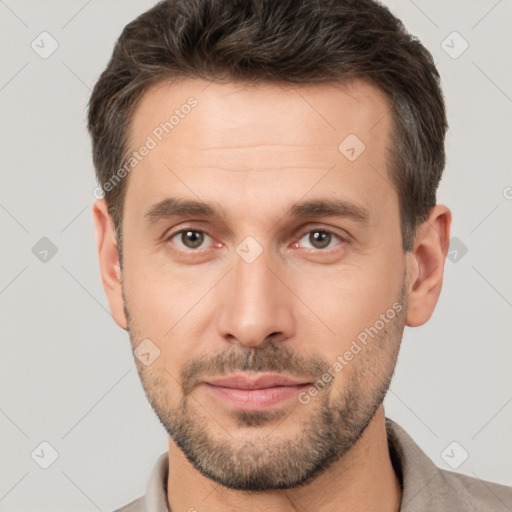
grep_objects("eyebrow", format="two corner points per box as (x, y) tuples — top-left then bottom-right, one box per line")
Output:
(144, 197), (370, 226)
(289, 198), (370, 224)
(144, 198), (223, 224)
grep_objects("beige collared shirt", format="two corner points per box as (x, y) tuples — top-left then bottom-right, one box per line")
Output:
(113, 417), (512, 511)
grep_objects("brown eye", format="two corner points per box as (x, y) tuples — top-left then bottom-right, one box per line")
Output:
(182, 230), (204, 249)
(309, 231), (331, 249)
(170, 229), (211, 250)
(297, 230), (342, 250)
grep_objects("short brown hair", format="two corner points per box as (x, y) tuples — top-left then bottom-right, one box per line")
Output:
(87, 0), (447, 263)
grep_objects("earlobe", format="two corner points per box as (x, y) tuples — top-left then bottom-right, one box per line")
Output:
(92, 199), (128, 330)
(405, 205), (452, 327)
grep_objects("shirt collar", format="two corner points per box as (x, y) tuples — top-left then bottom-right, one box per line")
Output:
(385, 417), (444, 511)
(144, 451), (169, 512)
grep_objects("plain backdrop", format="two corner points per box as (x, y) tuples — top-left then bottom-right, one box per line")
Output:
(1, 1), (511, 510)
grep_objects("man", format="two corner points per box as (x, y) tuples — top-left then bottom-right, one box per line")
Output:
(88, 0), (512, 511)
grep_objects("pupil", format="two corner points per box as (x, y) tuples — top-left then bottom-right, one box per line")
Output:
(183, 230), (203, 249)
(311, 231), (330, 248)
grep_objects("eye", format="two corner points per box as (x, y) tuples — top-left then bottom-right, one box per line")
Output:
(295, 229), (344, 250)
(168, 229), (213, 250)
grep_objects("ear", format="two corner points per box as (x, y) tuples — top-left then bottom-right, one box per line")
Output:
(92, 199), (128, 330)
(405, 204), (452, 327)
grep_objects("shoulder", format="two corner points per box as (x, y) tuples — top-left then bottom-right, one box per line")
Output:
(385, 417), (512, 510)
(110, 451), (169, 512)
(437, 468), (512, 510)
(111, 495), (146, 512)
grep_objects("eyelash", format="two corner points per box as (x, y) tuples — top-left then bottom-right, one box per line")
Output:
(164, 227), (347, 253)
(294, 227), (346, 250)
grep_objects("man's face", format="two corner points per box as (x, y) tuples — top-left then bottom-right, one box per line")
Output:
(118, 78), (409, 490)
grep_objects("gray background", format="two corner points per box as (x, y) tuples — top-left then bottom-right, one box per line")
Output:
(0, 0), (511, 510)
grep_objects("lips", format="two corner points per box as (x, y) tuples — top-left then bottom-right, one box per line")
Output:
(200, 373), (312, 411)
(204, 373), (311, 389)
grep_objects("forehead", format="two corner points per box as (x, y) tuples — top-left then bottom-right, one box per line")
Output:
(128, 77), (392, 165)
(123, 77), (397, 230)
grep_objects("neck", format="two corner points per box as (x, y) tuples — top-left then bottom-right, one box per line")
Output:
(166, 405), (402, 512)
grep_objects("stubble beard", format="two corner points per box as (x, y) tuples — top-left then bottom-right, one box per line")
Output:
(125, 283), (407, 491)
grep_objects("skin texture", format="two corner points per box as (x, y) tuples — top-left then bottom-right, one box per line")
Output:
(93, 78), (451, 512)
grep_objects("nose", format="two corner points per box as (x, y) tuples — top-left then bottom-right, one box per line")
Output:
(215, 248), (296, 349)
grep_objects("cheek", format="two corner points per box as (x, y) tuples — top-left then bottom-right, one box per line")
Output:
(123, 256), (201, 330)
(295, 265), (399, 338)
(288, 258), (404, 386)
(122, 266), (195, 380)
(135, 356), (185, 413)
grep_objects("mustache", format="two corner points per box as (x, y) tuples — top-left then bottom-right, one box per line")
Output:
(179, 341), (330, 396)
